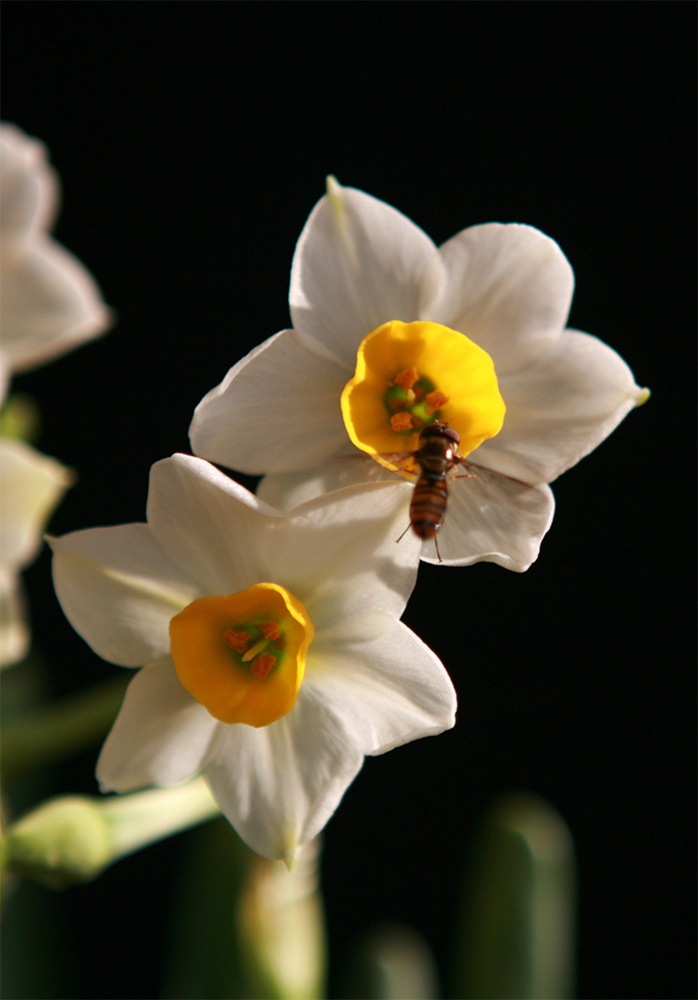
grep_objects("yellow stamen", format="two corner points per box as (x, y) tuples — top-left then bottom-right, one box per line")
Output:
(391, 366), (420, 390)
(425, 390), (449, 413)
(169, 584), (314, 728)
(260, 620), (281, 640)
(251, 653), (276, 679)
(390, 412), (414, 432)
(223, 628), (251, 653)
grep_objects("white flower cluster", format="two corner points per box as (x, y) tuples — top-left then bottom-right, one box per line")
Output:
(35, 165), (646, 861)
(0, 125), (111, 665)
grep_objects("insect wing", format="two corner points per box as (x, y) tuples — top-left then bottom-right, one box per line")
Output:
(452, 459), (551, 510)
(375, 450), (420, 478)
(418, 458), (555, 567)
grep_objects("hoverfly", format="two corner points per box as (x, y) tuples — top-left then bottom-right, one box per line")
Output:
(384, 421), (549, 563)
(401, 422), (463, 544)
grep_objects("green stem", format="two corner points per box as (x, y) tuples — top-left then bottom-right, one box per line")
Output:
(0, 675), (128, 777)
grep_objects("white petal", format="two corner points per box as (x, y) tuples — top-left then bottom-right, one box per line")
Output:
(0, 567), (29, 668)
(204, 693), (365, 862)
(97, 659), (222, 791)
(0, 438), (72, 568)
(190, 328), (349, 474)
(146, 454), (281, 596)
(290, 179), (438, 367)
(264, 480), (420, 629)
(0, 124), (58, 243)
(148, 455), (420, 622)
(308, 612), (457, 755)
(474, 329), (650, 484)
(257, 453), (395, 511)
(49, 523), (201, 666)
(0, 239), (111, 373)
(420, 467), (555, 571)
(421, 223), (574, 376)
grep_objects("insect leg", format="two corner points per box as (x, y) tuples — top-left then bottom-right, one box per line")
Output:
(434, 534), (443, 563)
(395, 523), (412, 543)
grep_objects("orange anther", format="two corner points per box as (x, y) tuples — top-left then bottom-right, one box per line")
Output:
(391, 412), (414, 432)
(260, 620), (281, 640)
(390, 366), (420, 390)
(223, 628), (251, 653)
(251, 652), (277, 679)
(425, 390), (449, 413)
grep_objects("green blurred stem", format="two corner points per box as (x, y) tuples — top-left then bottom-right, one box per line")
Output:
(340, 922), (440, 1000)
(450, 792), (577, 1000)
(0, 393), (41, 443)
(162, 824), (327, 1000)
(1, 675), (128, 777)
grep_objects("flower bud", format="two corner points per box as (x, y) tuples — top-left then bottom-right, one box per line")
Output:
(4, 778), (219, 890)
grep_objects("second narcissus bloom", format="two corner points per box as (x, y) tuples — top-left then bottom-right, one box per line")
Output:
(0, 123), (112, 400)
(49, 455), (456, 863)
(190, 179), (648, 569)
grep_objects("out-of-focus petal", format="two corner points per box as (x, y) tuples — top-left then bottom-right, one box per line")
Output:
(190, 329), (349, 474)
(290, 179), (438, 367)
(0, 437), (72, 569)
(0, 240), (111, 372)
(0, 123), (58, 243)
(49, 524), (201, 666)
(474, 330), (650, 484)
(421, 223), (574, 376)
(97, 658), (223, 791)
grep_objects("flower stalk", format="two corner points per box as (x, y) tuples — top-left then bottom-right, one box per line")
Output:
(238, 838), (327, 1000)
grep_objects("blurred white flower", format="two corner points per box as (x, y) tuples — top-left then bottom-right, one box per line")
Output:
(191, 179), (648, 569)
(50, 454), (456, 863)
(0, 436), (72, 666)
(0, 123), (112, 400)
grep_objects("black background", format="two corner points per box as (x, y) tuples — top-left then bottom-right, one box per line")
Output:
(2, 4), (695, 999)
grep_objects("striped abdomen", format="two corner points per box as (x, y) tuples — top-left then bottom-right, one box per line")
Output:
(410, 471), (449, 539)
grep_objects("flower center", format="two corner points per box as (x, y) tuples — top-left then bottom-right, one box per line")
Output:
(340, 320), (506, 472)
(384, 365), (450, 434)
(169, 583), (314, 728)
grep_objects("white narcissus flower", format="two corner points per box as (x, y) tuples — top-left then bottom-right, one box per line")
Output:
(49, 454), (456, 864)
(0, 123), (112, 399)
(0, 437), (73, 666)
(190, 179), (649, 570)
